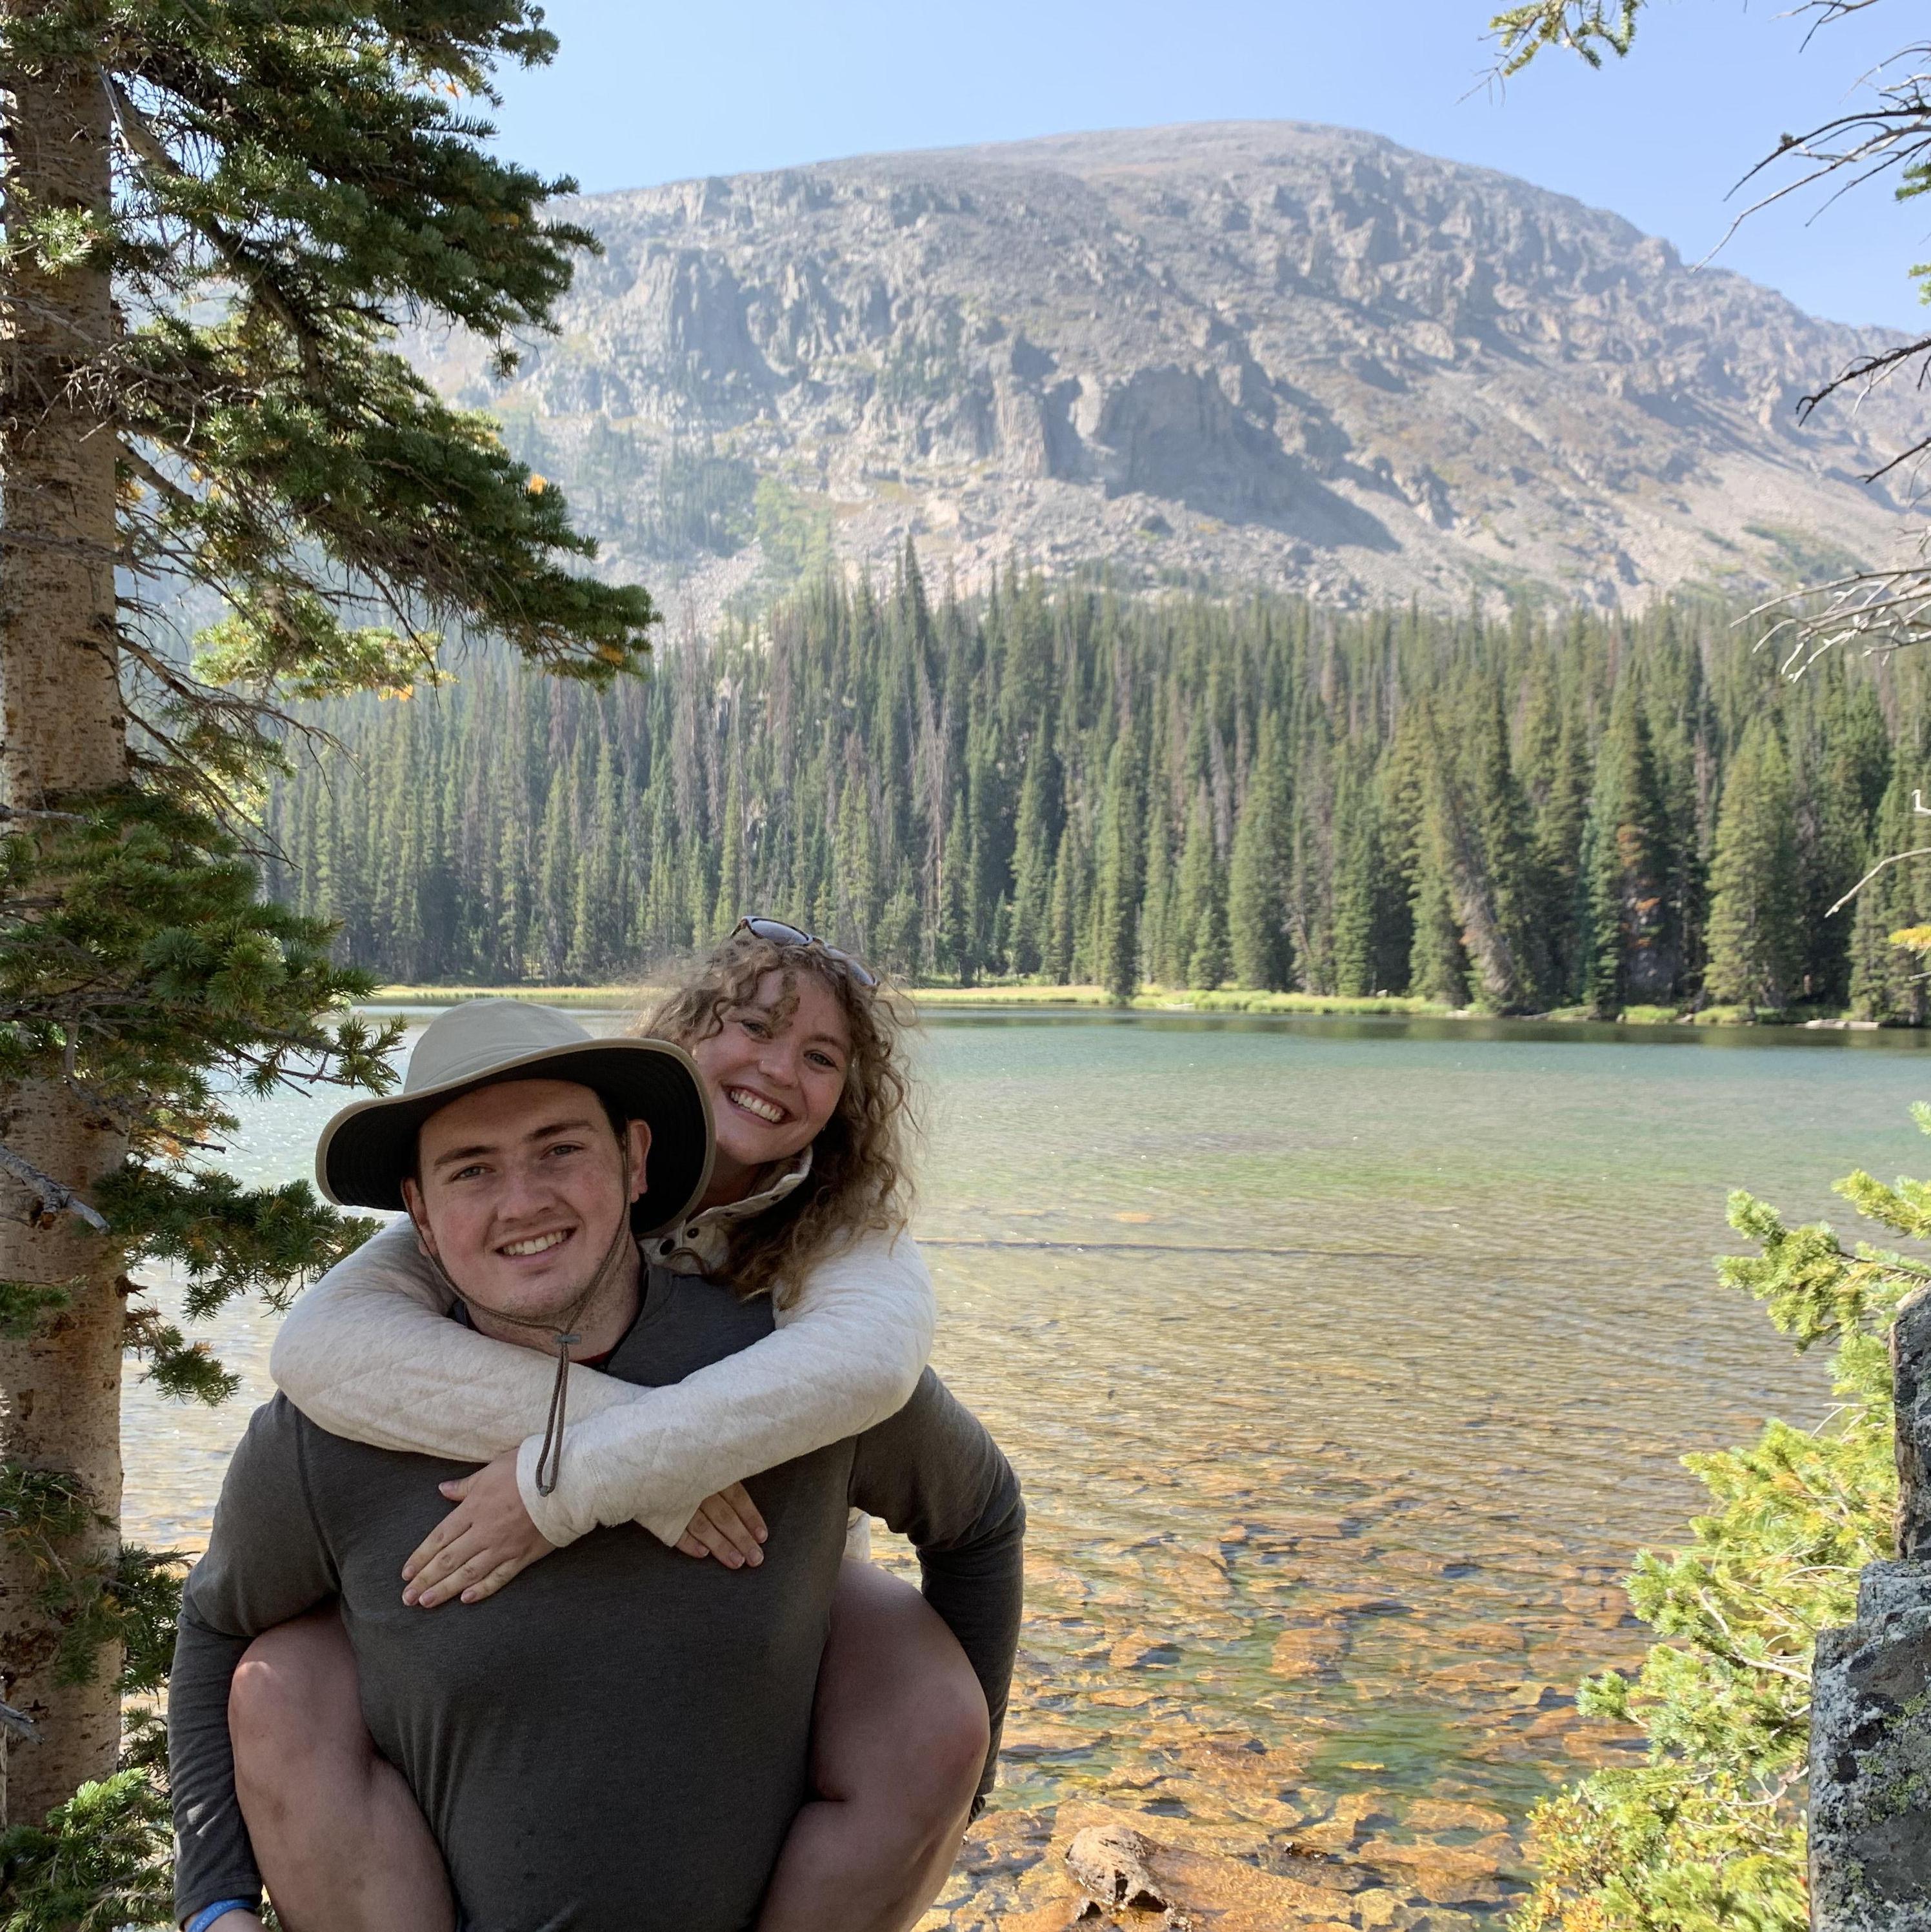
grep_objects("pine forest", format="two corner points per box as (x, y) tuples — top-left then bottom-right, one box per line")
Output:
(263, 552), (1931, 1021)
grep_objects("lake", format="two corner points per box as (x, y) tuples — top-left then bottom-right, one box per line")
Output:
(124, 1011), (1931, 1924)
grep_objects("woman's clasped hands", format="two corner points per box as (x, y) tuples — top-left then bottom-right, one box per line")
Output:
(401, 1453), (769, 1607)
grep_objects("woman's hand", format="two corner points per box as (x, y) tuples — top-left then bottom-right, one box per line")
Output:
(402, 1450), (558, 1607)
(674, 1482), (768, 1568)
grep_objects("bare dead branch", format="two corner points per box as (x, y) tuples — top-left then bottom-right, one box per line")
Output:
(1828, 846), (1931, 919)
(0, 1699), (44, 1744)
(0, 1143), (111, 1233)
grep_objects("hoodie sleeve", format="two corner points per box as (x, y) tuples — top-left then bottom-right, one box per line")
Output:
(268, 1215), (645, 1467)
(272, 1217), (935, 1549)
(515, 1227), (937, 1547)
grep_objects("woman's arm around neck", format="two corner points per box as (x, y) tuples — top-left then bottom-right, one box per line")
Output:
(269, 1217), (935, 1548)
(523, 1224), (936, 1546)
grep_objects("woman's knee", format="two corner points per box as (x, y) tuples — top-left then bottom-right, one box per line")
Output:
(817, 1564), (989, 1818)
(230, 1607), (367, 1780)
(912, 1663), (991, 1809)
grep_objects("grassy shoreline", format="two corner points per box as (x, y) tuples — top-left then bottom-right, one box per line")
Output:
(365, 981), (1450, 1014)
(364, 983), (1892, 1026)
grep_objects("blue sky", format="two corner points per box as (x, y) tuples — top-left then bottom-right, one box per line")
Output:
(492, 1), (1928, 333)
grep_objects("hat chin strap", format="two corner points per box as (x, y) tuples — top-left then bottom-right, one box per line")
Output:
(413, 1145), (637, 1498)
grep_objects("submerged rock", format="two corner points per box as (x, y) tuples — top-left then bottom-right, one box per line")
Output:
(1354, 1836), (1510, 1906)
(1403, 1798), (1509, 1835)
(1294, 1790), (1397, 1854)
(1269, 1622), (1350, 1679)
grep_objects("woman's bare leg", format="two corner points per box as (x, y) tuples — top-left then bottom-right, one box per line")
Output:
(228, 1605), (456, 1932)
(755, 1561), (991, 1932)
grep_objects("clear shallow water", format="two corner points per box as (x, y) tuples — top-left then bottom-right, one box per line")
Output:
(124, 1012), (1931, 1911)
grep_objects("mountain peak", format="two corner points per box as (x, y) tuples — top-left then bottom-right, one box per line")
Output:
(406, 120), (1913, 619)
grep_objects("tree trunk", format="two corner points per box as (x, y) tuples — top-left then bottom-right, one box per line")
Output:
(0, 10), (130, 1827)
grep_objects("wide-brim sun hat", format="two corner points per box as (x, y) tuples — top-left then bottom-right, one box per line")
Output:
(315, 1000), (714, 1236)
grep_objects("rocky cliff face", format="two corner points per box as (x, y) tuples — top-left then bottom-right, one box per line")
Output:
(405, 121), (1921, 618)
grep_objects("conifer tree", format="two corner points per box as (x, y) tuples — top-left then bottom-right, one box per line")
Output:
(1068, 827), (1100, 987)
(1532, 700), (1594, 1005)
(1008, 736), (1057, 976)
(1094, 739), (1143, 1000)
(1850, 770), (1931, 1023)
(1045, 826), (1079, 985)
(1330, 761), (1385, 998)
(938, 798), (974, 985)
(1409, 795), (1472, 1009)
(0, 0), (655, 1842)
(1230, 723), (1292, 991)
(1588, 677), (1675, 1014)
(875, 874), (922, 981)
(1188, 886), (1232, 991)
(1175, 788), (1222, 990)
(1286, 724), (1337, 993)
(714, 761), (749, 956)
(1705, 716), (1801, 1013)
(1461, 686), (1543, 1011)
(1139, 787), (1177, 989)
(1796, 684), (1881, 1007)
(1376, 712), (1429, 991)
(834, 765), (879, 958)
(535, 762), (574, 978)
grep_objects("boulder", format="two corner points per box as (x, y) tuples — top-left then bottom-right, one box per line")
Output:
(1809, 1561), (1931, 1931)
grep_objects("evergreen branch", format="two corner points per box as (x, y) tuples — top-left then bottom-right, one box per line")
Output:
(1490, 0), (1641, 74)
(0, 1278), (75, 1339)
(103, 75), (328, 384)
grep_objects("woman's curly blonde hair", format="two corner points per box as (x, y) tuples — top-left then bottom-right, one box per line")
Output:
(641, 929), (919, 1306)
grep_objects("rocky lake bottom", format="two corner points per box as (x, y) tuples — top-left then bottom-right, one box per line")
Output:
(123, 1011), (1931, 1929)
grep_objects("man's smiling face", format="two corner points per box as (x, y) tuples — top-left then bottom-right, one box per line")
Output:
(401, 1077), (650, 1330)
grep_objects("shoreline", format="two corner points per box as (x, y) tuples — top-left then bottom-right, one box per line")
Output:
(363, 983), (1898, 1027)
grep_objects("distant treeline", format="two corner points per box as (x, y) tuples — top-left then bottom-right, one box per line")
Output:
(262, 552), (1931, 1020)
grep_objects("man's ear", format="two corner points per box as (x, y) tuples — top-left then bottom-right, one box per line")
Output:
(400, 1176), (439, 1259)
(625, 1118), (652, 1203)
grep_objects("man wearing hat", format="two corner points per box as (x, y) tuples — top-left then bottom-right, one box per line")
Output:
(167, 1002), (1023, 1932)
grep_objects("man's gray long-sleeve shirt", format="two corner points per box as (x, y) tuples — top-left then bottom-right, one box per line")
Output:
(168, 1265), (1025, 1932)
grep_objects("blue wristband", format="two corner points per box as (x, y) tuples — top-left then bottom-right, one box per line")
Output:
(184, 1901), (254, 1932)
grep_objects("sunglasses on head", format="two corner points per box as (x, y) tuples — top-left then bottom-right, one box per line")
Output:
(732, 916), (879, 987)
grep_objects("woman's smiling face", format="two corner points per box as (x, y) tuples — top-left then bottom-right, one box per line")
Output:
(688, 968), (852, 1199)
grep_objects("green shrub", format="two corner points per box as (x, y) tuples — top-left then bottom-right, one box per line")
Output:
(1514, 1113), (1929, 1931)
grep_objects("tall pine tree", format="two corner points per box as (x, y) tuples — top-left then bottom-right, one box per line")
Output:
(0, 0), (654, 1840)
(1705, 715), (1802, 1012)
(1230, 723), (1292, 991)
